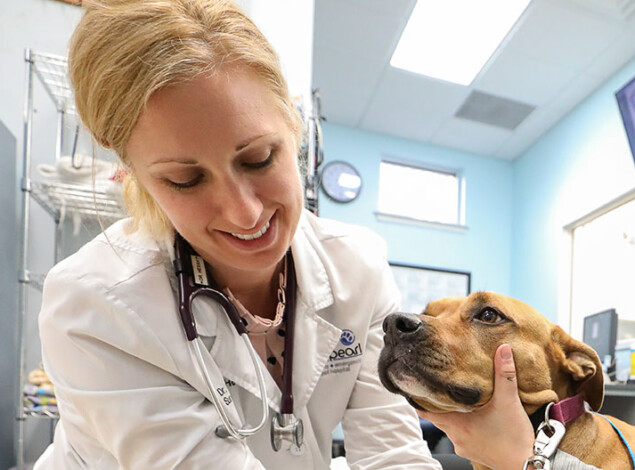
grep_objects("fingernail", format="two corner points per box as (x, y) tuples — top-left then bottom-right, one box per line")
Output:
(501, 344), (512, 360)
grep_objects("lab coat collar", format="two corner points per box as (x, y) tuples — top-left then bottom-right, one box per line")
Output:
(290, 211), (334, 313)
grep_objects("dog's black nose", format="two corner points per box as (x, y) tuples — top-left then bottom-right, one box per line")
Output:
(383, 313), (423, 346)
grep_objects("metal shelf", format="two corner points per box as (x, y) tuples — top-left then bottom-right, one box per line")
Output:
(19, 270), (47, 292)
(15, 49), (95, 469)
(29, 51), (75, 114)
(30, 179), (126, 221)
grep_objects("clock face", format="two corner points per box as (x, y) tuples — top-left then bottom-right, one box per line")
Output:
(320, 161), (362, 203)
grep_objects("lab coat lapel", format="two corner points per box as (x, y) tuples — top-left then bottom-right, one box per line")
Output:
(196, 298), (283, 410)
(204, 304), (281, 410)
(290, 217), (342, 412)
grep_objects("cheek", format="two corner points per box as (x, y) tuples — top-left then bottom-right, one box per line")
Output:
(139, 179), (203, 229)
(263, 161), (304, 206)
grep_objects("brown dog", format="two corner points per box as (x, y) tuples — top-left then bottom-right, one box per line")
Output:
(378, 291), (635, 470)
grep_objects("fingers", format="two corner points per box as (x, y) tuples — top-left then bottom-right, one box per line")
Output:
(492, 344), (520, 406)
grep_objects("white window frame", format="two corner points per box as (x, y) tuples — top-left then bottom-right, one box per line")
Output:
(562, 187), (635, 338)
(375, 158), (467, 232)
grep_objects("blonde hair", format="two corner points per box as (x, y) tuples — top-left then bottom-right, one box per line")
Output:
(69, 0), (302, 238)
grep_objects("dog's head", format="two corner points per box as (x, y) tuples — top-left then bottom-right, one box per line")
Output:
(377, 291), (604, 415)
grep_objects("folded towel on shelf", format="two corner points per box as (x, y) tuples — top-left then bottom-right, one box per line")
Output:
(24, 394), (58, 406)
(24, 367), (59, 417)
(23, 383), (55, 397)
(36, 155), (116, 185)
(27, 367), (53, 386)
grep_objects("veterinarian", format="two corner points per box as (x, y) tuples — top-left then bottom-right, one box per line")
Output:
(33, 1), (443, 468)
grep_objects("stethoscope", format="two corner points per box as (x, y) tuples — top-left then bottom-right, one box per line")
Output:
(173, 233), (304, 451)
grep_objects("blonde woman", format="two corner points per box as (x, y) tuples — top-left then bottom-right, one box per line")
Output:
(35, 1), (438, 468)
(34, 1), (594, 469)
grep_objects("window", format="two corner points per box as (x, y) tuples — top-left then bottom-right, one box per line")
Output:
(377, 160), (464, 227)
(568, 195), (635, 343)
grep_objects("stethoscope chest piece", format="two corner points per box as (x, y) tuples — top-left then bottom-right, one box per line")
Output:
(271, 412), (304, 452)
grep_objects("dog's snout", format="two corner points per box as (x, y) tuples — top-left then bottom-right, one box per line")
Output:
(395, 313), (422, 333)
(383, 313), (423, 346)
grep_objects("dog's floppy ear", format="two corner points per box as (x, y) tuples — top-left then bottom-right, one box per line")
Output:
(552, 325), (604, 411)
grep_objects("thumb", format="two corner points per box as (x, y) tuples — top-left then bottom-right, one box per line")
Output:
(492, 344), (520, 405)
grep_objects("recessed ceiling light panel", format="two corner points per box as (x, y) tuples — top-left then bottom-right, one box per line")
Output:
(391, 0), (531, 86)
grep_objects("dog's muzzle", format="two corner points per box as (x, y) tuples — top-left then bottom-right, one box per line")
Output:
(379, 312), (482, 409)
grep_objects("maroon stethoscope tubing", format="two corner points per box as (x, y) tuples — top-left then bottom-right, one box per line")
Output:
(173, 233), (296, 416)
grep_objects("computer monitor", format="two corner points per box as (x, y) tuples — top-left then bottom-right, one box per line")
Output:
(616, 75), (635, 166)
(583, 309), (618, 376)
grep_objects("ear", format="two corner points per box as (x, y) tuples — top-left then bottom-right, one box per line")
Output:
(552, 326), (604, 411)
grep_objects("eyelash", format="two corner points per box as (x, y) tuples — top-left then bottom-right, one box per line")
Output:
(166, 174), (204, 191)
(244, 151), (275, 170)
(165, 151), (276, 190)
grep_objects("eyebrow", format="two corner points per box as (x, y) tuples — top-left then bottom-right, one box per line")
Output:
(147, 133), (274, 167)
(235, 132), (273, 151)
(148, 158), (198, 167)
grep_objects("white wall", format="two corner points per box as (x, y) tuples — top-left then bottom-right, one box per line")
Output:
(241, 0), (315, 103)
(0, 0), (83, 150)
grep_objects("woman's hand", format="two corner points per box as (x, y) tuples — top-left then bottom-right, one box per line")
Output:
(418, 344), (535, 470)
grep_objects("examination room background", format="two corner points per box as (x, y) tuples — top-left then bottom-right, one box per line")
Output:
(2, 0), (635, 468)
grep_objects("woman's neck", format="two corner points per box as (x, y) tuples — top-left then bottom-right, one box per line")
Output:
(214, 260), (285, 321)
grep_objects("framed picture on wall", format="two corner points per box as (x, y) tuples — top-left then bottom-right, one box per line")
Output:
(389, 262), (471, 314)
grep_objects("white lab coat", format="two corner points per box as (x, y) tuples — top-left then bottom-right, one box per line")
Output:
(35, 210), (441, 470)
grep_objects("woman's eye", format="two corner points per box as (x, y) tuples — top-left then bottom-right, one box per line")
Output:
(244, 151), (275, 170)
(166, 174), (203, 190)
(474, 308), (505, 325)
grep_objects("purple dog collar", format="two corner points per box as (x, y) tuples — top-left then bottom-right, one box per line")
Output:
(548, 393), (586, 425)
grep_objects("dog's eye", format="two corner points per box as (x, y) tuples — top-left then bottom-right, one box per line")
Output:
(474, 307), (506, 325)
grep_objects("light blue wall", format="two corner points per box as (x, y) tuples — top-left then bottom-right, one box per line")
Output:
(319, 123), (514, 295)
(319, 57), (635, 324)
(512, 57), (635, 320)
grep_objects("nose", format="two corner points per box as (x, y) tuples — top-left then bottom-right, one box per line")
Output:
(211, 174), (262, 229)
(382, 313), (423, 346)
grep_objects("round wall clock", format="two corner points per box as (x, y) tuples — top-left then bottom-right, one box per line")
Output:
(320, 161), (362, 203)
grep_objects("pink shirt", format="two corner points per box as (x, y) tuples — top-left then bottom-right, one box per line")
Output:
(224, 289), (286, 390)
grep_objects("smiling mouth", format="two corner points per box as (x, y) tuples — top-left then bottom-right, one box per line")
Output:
(230, 220), (270, 241)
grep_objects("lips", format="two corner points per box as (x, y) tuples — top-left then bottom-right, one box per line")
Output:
(230, 220), (270, 240)
(220, 214), (278, 252)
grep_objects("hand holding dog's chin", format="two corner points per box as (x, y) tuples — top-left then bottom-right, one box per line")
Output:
(418, 344), (535, 470)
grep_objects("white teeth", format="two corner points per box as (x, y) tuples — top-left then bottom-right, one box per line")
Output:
(231, 221), (270, 241)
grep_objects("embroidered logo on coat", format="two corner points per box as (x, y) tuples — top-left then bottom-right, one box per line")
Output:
(340, 329), (355, 346)
(323, 329), (364, 376)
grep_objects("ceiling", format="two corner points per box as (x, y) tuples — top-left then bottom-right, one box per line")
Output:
(311, 0), (635, 160)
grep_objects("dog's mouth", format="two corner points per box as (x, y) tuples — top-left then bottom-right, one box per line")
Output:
(378, 349), (483, 413)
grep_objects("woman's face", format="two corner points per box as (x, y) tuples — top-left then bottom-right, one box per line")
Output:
(126, 67), (303, 285)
